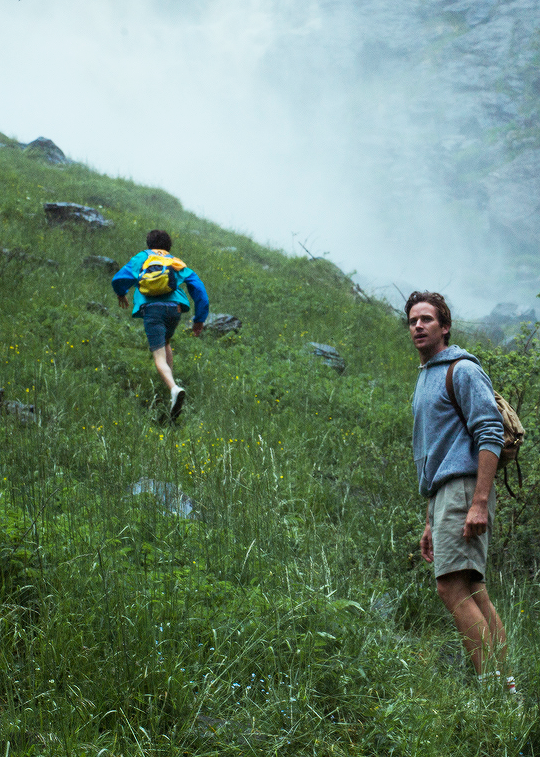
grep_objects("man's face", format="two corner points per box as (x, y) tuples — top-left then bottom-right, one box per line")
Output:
(408, 302), (449, 363)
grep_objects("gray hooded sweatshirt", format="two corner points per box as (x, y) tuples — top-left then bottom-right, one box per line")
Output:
(412, 344), (504, 498)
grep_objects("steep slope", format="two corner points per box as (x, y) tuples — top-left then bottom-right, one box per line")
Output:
(0, 137), (537, 755)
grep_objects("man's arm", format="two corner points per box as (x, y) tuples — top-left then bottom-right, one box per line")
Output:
(111, 253), (145, 299)
(463, 448), (498, 541)
(452, 362), (502, 540)
(183, 271), (209, 322)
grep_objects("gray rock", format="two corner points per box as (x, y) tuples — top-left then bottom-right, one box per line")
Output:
(307, 343), (346, 373)
(131, 478), (196, 517)
(204, 313), (242, 334)
(86, 301), (109, 315)
(0, 389), (36, 425)
(23, 137), (70, 164)
(82, 255), (119, 273)
(371, 592), (395, 620)
(44, 202), (113, 228)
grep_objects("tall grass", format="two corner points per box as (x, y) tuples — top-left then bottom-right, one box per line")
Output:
(0, 140), (538, 755)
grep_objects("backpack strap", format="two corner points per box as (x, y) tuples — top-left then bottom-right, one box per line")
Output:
(503, 465), (520, 499)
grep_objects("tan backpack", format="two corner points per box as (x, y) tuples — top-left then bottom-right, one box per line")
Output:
(446, 358), (525, 497)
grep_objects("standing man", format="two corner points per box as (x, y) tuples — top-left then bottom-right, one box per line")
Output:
(112, 229), (209, 418)
(406, 290), (515, 693)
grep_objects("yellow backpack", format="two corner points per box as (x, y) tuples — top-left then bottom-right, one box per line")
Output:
(137, 250), (186, 297)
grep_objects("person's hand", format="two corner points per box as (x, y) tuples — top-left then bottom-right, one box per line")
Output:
(463, 500), (488, 541)
(420, 523), (434, 563)
(118, 295), (129, 309)
(192, 322), (204, 337)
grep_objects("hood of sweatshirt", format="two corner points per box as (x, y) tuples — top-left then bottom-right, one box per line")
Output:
(421, 344), (480, 370)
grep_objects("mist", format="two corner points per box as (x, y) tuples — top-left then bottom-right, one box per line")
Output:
(1, 0), (525, 320)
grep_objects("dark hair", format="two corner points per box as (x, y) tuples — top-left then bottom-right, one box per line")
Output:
(405, 291), (452, 345)
(146, 229), (172, 251)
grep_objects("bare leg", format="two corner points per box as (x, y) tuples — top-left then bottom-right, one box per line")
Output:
(164, 342), (174, 371)
(470, 581), (508, 672)
(152, 342), (185, 416)
(436, 570), (507, 675)
(152, 345), (176, 390)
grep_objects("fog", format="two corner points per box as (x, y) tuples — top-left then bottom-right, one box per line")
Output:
(1, 0), (514, 319)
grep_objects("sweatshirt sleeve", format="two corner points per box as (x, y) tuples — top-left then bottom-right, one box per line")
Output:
(111, 252), (146, 296)
(183, 271), (209, 323)
(453, 361), (504, 457)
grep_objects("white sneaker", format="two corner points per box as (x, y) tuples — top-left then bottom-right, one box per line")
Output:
(170, 385), (185, 418)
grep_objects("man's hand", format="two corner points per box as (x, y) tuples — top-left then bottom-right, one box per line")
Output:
(463, 500), (488, 541)
(420, 523), (434, 563)
(117, 295), (129, 309)
(192, 322), (204, 337)
(463, 449), (498, 541)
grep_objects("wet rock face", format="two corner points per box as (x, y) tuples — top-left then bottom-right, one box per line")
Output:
(344, 0), (540, 306)
(483, 150), (540, 251)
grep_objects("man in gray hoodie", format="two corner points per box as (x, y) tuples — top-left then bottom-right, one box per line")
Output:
(406, 291), (514, 691)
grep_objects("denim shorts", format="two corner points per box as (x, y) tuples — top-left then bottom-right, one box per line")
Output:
(142, 303), (181, 352)
(428, 476), (495, 582)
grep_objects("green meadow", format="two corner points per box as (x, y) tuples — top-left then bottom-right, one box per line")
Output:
(0, 133), (539, 755)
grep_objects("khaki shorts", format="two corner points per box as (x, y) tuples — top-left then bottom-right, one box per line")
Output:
(428, 476), (495, 582)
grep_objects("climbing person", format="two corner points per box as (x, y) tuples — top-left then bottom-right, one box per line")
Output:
(112, 229), (209, 418)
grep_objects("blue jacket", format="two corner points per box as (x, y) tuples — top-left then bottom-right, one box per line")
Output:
(412, 344), (504, 498)
(111, 249), (209, 323)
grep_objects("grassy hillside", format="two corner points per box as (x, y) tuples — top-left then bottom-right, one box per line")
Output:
(0, 135), (539, 756)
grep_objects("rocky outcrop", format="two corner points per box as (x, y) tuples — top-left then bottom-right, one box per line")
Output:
(23, 137), (69, 164)
(307, 343), (345, 373)
(44, 202), (113, 228)
(204, 313), (242, 334)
